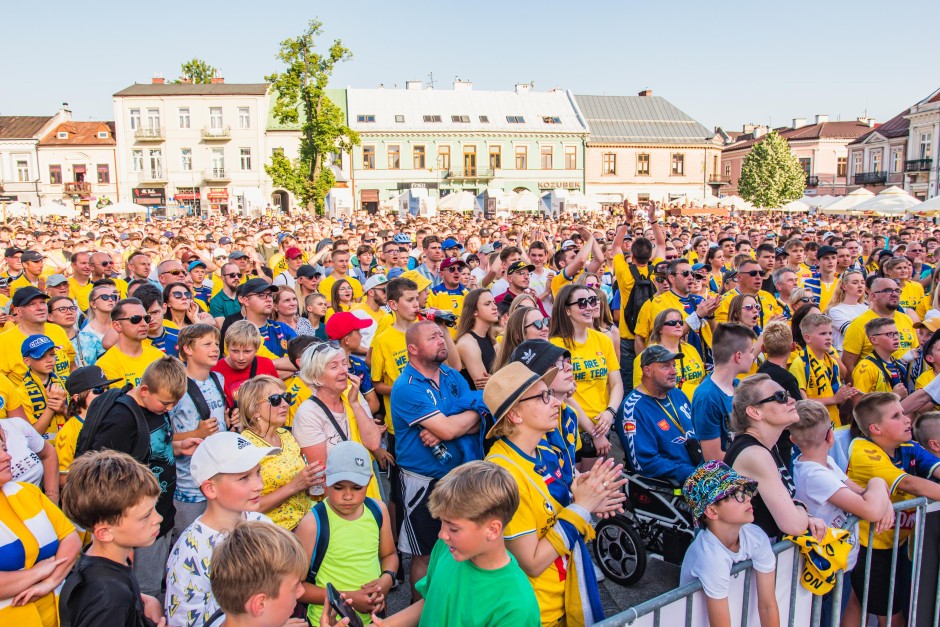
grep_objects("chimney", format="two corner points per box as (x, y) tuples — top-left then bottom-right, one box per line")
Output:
(637, 89), (653, 97)
(753, 125), (768, 139)
(792, 118), (807, 129)
(210, 76), (224, 84)
(453, 79), (472, 92)
(815, 114), (829, 124)
(515, 82), (531, 94)
(405, 80), (422, 90)
(151, 73), (165, 85)
(857, 116), (876, 128)
(180, 76), (192, 84)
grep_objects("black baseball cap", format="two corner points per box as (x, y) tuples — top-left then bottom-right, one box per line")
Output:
(816, 245), (837, 258)
(21, 250), (44, 263)
(66, 365), (121, 396)
(11, 286), (49, 308)
(238, 278), (277, 297)
(510, 340), (569, 376)
(297, 265), (321, 279)
(4, 247), (23, 258)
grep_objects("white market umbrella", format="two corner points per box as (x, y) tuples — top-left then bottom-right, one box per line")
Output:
(96, 201), (148, 215)
(510, 190), (539, 212)
(702, 196), (722, 207)
(849, 186), (920, 216)
(3, 201), (31, 218)
(438, 191), (480, 213)
(779, 199), (811, 213)
(908, 195), (940, 217)
(818, 188), (875, 214)
(34, 199), (78, 218)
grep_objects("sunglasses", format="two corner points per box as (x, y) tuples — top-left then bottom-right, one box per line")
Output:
(693, 273), (706, 281)
(525, 317), (550, 330)
(93, 293), (119, 302)
(99, 260), (113, 266)
(798, 296), (820, 305)
(567, 296), (598, 309)
(91, 385), (109, 395)
(663, 319), (683, 327)
(671, 270), (692, 278)
(170, 291), (192, 300)
(754, 390), (790, 406)
(224, 272), (243, 279)
(740, 269), (762, 277)
(266, 393), (291, 407)
(654, 276), (667, 283)
(161, 269), (185, 276)
(312, 340), (342, 354)
(115, 314), (153, 325)
(664, 255), (678, 261)
(741, 304), (761, 312)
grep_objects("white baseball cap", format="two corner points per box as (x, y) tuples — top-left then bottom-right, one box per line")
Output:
(190, 432), (280, 485)
(362, 274), (388, 293)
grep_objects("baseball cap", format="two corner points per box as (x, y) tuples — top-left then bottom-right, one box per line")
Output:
(442, 237), (460, 250)
(11, 286), (49, 308)
(212, 248), (228, 259)
(277, 233), (292, 244)
(506, 260), (535, 275)
(190, 432), (280, 486)
(682, 460), (758, 525)
(401, 270), (431, 292)
(559, 239), (577, 251)
(915, 318), (940, 333)
(218, 236), (233, 245)
(510, 340), (570, 377)
(326, 440), (374, 487)
(4, 247), (23, 258)
(483, 362), (558, 438)
(229, 250), (248, 260)
(21, 250), (44, 263)
(66, 365), (121, 396)
(238, 278), (277, 297)
(21, 334), (56, 359)
(163, 230), (174, 239)
(440, 257), (467, 272)
(722, 268), (739, 282)
(652, 261), (670, 275)
(187, 260), (207, 271)
(46, 274), (68, 287)
(816, 245), (837, 258)
(691, 263), (706, 272)
(478, 244), (495, 255)
(284, 247), (303, 260)
(362, 274), (388, 292)
(296, 265), (321, 279)
(326, 311), (372, 340)
(640, 345), (683, 368)
(774, 247), (788, 258)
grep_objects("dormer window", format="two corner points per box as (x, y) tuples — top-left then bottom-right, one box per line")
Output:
(542, 116), (561, 124)
(97, 131), (109, 139)
(356, 114), (376, 123)
(506, 116), (525, 124)
(57, 131), (68, 139)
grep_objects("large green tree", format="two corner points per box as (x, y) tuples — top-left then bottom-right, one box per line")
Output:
(737, 130), (806, 209)
(172, 58), (218, 84)
(265, 20), (359, 214)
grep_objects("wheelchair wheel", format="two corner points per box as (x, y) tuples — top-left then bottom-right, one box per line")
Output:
(593, 516), (647, 586)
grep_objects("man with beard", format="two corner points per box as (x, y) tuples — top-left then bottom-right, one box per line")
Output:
(389, 320), (484, 601)
(842, 276), (919, 379)
(616, 344), (696, 485)
(714, 258), (782, 333)
(219, 279), (296, 375)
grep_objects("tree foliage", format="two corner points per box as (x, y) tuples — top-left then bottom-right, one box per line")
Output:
(173, 58), (218, 84)
(737, 130), (806, 209)
(265, 20), (359, 214)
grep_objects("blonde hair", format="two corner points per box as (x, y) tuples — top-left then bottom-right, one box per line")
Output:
(297, 342), (344, 389)
(225, 320), (262, 351)
(761, 321), (793, 358)
(210, 520), (307, 616)
(730, 373), (772, 432)
(429, 461), (519, 526)
(61, 450), (160, 530)
(507, 293), (538, 313)
(799, 313), (832, 336)
(789, 400), (831, 449)
(237, 375), (286, 431)
(140, 356), (187, 399)
(827, 270), (865, 311)
(177, 323), (220, 360)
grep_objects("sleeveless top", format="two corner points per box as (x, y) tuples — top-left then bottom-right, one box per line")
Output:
(460, 331), (496, 390)
(724, 433), (795, 541)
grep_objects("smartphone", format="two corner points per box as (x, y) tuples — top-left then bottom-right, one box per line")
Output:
(326, 582), (364, 627)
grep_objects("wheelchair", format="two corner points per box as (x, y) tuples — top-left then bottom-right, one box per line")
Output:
(592, 472), (695, 586)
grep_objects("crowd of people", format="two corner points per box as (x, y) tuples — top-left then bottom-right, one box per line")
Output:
(4, 202), (940, 626)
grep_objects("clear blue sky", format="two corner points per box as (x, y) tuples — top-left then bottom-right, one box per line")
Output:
(3, 0), (937, 132)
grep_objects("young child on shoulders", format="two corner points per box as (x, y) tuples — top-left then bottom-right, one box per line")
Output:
(680, 460), (779, 627)
(59, 450), (165, 626)
(789, 314), (857, 423)
(208, 520), (309, 627)
(303, 440), (398, 625)
(164, 431), (280, 627)
(790, 399), (893, 627)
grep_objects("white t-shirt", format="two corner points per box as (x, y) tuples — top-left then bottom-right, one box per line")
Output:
(530, 268), (554, 315)
(828, 303), (869, 353)
(292, 394), (369, 455)
(490, 278), (509, 298)
(471, 267), (487, 286)
(680, 524), (776, 625)
(0, 417), (45, 486)
(793, 455), (859, 569)
(273, 271), (296, 288)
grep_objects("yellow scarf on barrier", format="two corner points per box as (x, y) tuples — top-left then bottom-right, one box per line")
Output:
(786, 527), (852, 595)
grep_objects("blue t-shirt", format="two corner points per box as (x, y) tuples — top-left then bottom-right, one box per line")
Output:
(169, 373), (228, 502)
(390, 362), (482, 478)
(617, 387), (696, 485)
(692, 375), (734, 451)
(348, 354), (374, 396)
(150, 323), (180, 358)
(259, 320), (297, 358)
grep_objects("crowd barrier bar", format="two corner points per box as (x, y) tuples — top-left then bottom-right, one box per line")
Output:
(595, 497), (934, 627)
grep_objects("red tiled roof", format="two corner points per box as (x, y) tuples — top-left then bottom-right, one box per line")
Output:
(39, 121), (116, 146)
(0, 116), (53, 139)
(929, 92), (940, 103)
(848, 109), (910, 145)
(724, 120), (878, 152)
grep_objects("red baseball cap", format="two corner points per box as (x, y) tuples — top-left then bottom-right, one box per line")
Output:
(285, 247), (303, 260)
(326, 312), (372, 340)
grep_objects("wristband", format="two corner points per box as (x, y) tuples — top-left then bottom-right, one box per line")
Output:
(381, 569), (396, 583)
(686, 312), (702, 331)
(566, 503), (592, 524)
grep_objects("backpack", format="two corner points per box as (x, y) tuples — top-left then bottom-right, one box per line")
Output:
(74, 383), (151, 463)
(622, 263), (656, 334)
(306, 497), (384, 584)
(187, 372), (228, 417)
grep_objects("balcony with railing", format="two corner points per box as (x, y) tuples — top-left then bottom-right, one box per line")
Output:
(906, 159), (933, 173)
(139, 170), (167, 183)
(201, 126), (231, 141)
(708, 174), (731, 184)
(805, 175), (819, 187)
(444, 168), (494, 180)
(203, 168), (230, 182)
(64, 181), (91, 194)
(134, 127), (164, 141)
(854, 171), (887, 185)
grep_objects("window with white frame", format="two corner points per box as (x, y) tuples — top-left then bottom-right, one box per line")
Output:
(178, 108), (190, 129)
(146, 108), (160, 130)
(210, 107), (223, 129)
(238, 107), (250, 129)
(240, 148), (252, 170)
(132, 150), (144, 172)
(211, 148), (225, 174)
(870, 150), (882, 173)
(892, 147), (903, 172)
(148, 149), (163, 178)
(852, 153), (863, 176)
(181, 148), (192, 171)
(921, 133), (933, 159)
(129, 109), (141, 130)
(16, 160), (29, 181)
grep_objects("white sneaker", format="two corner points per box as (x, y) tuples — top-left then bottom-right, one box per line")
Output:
(593, 563), (605, 582)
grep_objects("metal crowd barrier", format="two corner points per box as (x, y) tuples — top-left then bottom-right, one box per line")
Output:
(595, 497), (937, 627)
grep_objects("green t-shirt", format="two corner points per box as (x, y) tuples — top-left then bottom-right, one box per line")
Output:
(415, 539), (540, 627)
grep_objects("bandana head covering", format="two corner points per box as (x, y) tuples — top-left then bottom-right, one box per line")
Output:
(682, 460), (758, 525)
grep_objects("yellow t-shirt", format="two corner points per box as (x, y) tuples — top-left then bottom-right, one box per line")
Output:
(96, 343), (166, 388)
(852, 356), (903, 394)
(916, 293), (933, 320)
(284, 374), (312, 429)
(632, 341), (704, 401)
(319, 274), (364, 302)
(900, 280), (926, 315)
(9, 274), (39, 300)
(68, 278), (94, 312)
(55, 415), (84, 475)
(0, 372), (22, 418)
(427, 286), (468, 339)
(916, 369), (937, 391)
(789, 346), (842, 423)
(550, 329), (620, 420)
(373, 312), (395, 341)
(0, 324), (75, 385)
(351, 302), (385, 324)
(714, 289), (782, 328)
(370, 325), (409, 433)
(842, 309), (918, 362)
(818, 280), (837, 313)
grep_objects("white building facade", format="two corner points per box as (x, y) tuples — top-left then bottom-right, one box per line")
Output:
(905, 87), (940, 200)
(0, 113), (68, 208)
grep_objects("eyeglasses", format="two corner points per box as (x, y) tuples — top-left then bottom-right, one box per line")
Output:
(266, 393), (291, 407)
(722, 490), (752, 504)
(874, 288), (902, 295)
(517, 388), (556, 405)
(554, 356), (573, 369)
(754, 390), (790, 406)
(93, 293), (119, 302)
(52, 305), (78, 314)
(740, 269), (762, 277)
(115, 314), (153, 325)
(170, 291), (192, 300)
(161, 269), (185, 276)
(249, 292), (274, 300)
(224, 272), (243, 279)
(871, 331), (901, 339)
(663, 319), (683, 328)
(525, 317), (550, 330)
(567, 296), (598, 309)
(799, 297), (820, 305)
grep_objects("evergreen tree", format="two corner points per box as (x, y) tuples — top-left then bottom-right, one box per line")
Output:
(738, 130), (806, 209)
